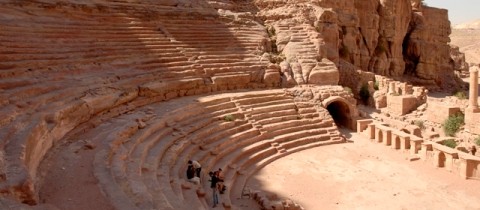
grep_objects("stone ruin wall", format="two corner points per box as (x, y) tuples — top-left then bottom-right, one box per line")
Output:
(373, 75), (427, 114)
(358, 120), (480, 181)
(0, 0), (469, 207)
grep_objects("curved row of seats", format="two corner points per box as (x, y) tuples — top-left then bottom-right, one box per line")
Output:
(0, 1), (270, 203)
(91, 90), (344, 209)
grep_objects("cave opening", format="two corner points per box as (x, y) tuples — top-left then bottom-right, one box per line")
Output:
(402, 30), (420, 76)
(326, 100), (351, 128)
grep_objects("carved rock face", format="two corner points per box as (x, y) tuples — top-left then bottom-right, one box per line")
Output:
(0, 0), (467, 206)
(255, 0), (463, 88)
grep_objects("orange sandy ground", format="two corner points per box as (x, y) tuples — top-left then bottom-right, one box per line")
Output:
(248, 131), (480, 210)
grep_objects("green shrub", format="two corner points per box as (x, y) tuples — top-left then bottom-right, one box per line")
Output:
(374, 81), (379, 90)
(414, 120), (425, 130)
(224, 114), (235, 122)
(475, 136), (480, 146)
(344, 87), (352, 94)
(453, 91), (467, 100)
(443, 113), (465, 137)
(359, 84), (370, 104)
(443, 139), (457, 149)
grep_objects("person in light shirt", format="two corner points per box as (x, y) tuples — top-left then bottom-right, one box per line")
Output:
(188, 160), (202, 178)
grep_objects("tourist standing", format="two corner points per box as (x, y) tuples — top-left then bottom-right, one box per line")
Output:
(209, 171), (219, 208)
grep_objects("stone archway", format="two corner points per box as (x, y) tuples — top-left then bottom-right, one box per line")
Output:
(326, 100), (352, 128)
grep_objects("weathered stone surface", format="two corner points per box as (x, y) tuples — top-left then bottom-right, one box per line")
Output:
(308, 58), (339, 85)
(450, 45), (469, 76)
(264, 64), (281, 87)
(426, 102), (462, 124)
(0, 0), (469, 208)
(256, 0), (463, 88)
(404, 7), (455, 88)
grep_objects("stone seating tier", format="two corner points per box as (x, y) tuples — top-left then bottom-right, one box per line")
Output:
(88, 90), (345, 209)
(0, 2), (273, 202)
(0, 1), (359, 208)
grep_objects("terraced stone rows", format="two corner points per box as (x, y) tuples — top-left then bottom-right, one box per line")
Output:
(91, 99), (239, 209)
(0, 2), (275, 201)
(0, 3), (265, 79)
(88, 90), (345, 209)
(0, 1), (363, 209)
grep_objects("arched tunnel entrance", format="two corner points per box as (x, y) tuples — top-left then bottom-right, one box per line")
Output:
(326, 100), (352, 128)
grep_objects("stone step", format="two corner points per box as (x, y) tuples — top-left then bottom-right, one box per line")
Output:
(247, 103), (297, 115)
(280, 133), (332, 149)
(228, 138), (343, 206)
(250, 109), (298, 122)
(93, 150), (140, 210)
(170, 122), (252, 179)
(273, 128), (329, 144)
(201, 129), (262, 170)
(239, 99), (293, 110)
(262, 118), (324, 132)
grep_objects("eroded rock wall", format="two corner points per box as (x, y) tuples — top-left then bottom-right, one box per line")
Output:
(254, 0), (463, 89)
(0, 0), (467, 206)
(404, 6), (456, 88)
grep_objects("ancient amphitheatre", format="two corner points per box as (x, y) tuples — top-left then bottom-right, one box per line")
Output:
(1, 0), (480, 209)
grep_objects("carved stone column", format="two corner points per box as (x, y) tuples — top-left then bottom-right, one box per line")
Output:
(388, 82), (396, 94)
(468, 66), (479, 112)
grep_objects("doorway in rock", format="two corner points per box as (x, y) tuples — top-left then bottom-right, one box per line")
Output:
(326, 100), (351, 128)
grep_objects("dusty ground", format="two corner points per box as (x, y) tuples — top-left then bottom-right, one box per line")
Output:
(451, 29), (480, 64)
(248, 131), (480, 210)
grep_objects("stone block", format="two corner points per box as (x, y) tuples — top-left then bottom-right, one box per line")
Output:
(386, 95), (418, 116)
(426, 103), (461, 124)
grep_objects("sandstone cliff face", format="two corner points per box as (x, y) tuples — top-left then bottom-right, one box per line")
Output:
(253, 0), (462, 89)
(0, 0), (466, 206)
(404, 6), (456, 87)
(450, 45), (470, 76)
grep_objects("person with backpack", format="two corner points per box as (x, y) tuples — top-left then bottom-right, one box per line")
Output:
(209, 171), (219, 208)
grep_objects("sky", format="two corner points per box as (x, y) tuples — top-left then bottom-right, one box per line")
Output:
(424, 0), (480, 25)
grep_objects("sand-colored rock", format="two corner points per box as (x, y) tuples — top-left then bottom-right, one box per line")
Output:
(450, 27), (480, 65)
(0, 0), (476, 209)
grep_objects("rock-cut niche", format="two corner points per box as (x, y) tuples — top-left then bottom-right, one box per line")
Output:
(326, 101), (351, 128)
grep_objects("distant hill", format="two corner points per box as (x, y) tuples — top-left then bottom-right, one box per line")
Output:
(454, 19), (480, 29)
(450, 19), (480, 64)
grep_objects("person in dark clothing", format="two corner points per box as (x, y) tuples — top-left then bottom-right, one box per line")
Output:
(186, 164), (195, 180)
(471, 146), (477, 156)
(209, 171), (219, 208)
